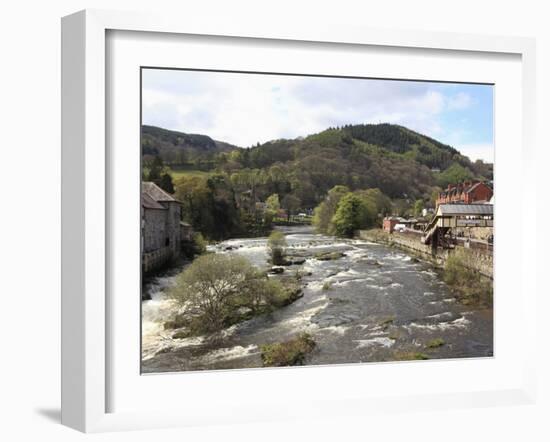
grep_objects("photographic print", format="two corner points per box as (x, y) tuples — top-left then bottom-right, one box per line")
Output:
(140, 69), (494, 373)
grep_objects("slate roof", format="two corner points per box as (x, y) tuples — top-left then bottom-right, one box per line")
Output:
(141, 193), (166, 210)
(437, 204), (493, 216)
(142, 181), (179, 203)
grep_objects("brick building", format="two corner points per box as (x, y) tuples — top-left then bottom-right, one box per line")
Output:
(141, 182), (182, 273)
(436, 181), (493, 206)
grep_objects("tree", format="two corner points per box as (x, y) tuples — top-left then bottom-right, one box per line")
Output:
(157, 173), (174, 194)
(170, 254), (256, 332)
(312, 185), (350, 234)
(436, 163), (474, 188)
(281, 194), (301, 221)
(331, 193), (374, 237)
(169, 254), (286, 332)
(147, 155), (165, 182)
(267, 231), (287, 265)
(266, 193), (281, 214)
(413, 199), (424, 217)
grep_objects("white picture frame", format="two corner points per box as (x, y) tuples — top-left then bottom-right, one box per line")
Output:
(61, 9), (538, 433)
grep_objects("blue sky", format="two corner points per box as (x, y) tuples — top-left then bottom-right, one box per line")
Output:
(142, 69), (494, 162)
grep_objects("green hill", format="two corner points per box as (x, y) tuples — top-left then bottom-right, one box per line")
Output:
(142, 123), (492, 207)
(141, 125), (238, 165)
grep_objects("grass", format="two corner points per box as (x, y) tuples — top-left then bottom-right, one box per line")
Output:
(426, 338), (445, 348)
(169, 168), (213, 180)
(261, 333), (316, 367)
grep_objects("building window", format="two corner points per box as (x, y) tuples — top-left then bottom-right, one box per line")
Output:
(165, 238), (170, 246)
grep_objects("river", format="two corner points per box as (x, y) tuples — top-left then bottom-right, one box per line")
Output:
(141, 226), (493, 373)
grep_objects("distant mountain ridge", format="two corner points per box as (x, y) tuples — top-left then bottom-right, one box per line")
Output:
(142, 125), (238, 162)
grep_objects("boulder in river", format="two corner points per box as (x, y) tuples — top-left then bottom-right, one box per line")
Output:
(314, 251), (346, 261)
(268, 266), (285, 274)
(284, 258), (306, 265)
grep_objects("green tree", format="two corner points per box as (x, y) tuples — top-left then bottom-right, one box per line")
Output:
(147, 155), (165, 182)
(331, 193), (374, 237)
(312, 185), (350, 234)
(413, 199), (424, 217)
(157, 173), (174, 194)
(281, 194), (301, 221)
(169, 254), (287, 332)
(436, 163), (475, 188)
(267, 231), (287, 265)
(170, 254), (256, 332)
(266, 193), (281, 214)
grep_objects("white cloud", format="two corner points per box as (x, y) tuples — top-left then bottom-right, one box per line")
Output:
(456, 142), (494, 163)
(141, 70), (486, 149)
(447, 92), (473, 110)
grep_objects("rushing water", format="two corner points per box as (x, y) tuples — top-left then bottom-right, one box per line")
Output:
(141, 226), (493, 373)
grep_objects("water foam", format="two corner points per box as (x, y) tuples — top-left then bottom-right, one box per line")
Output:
(354, 337), (395, 349)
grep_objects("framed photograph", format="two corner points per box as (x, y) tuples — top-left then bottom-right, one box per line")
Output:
(61, 9), (537, 432)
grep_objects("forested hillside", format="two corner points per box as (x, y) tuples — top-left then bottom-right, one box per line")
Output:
(141, 123), (493, 239)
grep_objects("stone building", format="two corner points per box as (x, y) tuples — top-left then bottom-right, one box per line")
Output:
(141, 182), (182, 273)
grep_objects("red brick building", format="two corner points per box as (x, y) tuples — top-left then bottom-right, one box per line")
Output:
(437, 181), (493, 206)
(383, 217), (405, 233)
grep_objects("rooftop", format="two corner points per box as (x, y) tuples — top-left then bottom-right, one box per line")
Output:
(437, 203), (493, 216)
(141, 193), (166, 210)
(142, 181), (180, 204)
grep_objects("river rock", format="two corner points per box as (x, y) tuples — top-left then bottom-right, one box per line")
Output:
(314, 251), (346, 261)
(268, 266), (285, 274)
(286, 258), (306, 265)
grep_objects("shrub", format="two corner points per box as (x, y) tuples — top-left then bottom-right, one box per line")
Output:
(268, 231), (287, 265)
(426, 338), (445, 348)
(169, 253), (300, 336)
(261, 333), (316, 367)
(444, 249), (492, 306)
(192, 232), (207, 255)
(169, 254), (256, 333)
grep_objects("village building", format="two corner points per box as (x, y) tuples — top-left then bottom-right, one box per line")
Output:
(436, 181), (493, 206)
(141, 182), (182, 273)
(383, 216), (426, 233)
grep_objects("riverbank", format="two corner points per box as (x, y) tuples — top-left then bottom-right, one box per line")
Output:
(357, 228), (493, 307)
(357, 229), (493, 279)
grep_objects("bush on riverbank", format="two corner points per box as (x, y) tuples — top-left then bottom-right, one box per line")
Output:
(168, 254), (302, 337)
(444, 249), (492, 306)
(261, 333), (316, 367)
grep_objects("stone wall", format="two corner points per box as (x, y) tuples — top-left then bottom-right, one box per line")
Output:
(358, 229), (493, 279)
(142, 246), (175, 274)
(142, 209), (167, 253)
(141, 202), (182, 274)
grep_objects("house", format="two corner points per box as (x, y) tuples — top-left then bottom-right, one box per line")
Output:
(436, 181), (493, 206)
(141, 182), (182, 273)
(383, 216), (425, 233)
(383, 216), (405, 233)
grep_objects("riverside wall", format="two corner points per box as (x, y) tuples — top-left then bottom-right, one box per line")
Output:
(357, 230), (493, 279)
